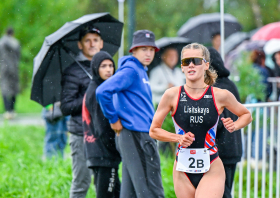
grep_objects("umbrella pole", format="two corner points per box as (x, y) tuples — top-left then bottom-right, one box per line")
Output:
(220, 0), (225, 61)
(118, 0), (125, 61)
(62, 46), (92, 80)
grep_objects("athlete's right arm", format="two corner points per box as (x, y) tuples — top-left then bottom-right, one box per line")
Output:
(149, 87), (194, 147)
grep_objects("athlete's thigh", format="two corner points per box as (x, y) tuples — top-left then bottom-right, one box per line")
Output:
(195, 158), (225, 198)
(173, 161), (195, 198)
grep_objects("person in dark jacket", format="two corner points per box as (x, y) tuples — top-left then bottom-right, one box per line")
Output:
(82, 51), (121, 198)
(61, 27), (103, 198)
(96, 30), (165, 198)
(208, 47), (242, 198)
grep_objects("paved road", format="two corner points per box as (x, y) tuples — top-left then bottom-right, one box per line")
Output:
(0, 113), (44, 126)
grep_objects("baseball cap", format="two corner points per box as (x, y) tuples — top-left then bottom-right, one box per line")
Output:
(79, 26), (101, 41)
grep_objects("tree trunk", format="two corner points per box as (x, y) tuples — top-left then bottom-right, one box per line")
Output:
(249, 0), (263, 28)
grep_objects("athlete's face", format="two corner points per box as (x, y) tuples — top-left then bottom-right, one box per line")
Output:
(181, 49), (209, 82)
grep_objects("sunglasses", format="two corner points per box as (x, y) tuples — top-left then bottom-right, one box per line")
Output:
(181, 57), (207, 66)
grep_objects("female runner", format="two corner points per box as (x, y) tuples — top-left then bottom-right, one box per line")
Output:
(149, 43), (252, 198)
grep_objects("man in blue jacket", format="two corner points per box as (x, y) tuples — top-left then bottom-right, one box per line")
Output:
(96, 30), (165, 198)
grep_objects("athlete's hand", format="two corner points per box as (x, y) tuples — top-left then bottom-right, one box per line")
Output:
(110, 119), (123, 136)
(221, 117), (235, 133)
(178, 132), (195, 147)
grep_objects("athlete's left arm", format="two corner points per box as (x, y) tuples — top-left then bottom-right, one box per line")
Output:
(215, 88), (252, 133)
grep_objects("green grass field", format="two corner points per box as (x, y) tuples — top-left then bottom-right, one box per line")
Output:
(0, 125), (176, 198)
(0, 124), (278, 198)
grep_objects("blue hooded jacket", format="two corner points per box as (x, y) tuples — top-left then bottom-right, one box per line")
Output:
(96, 55), (154, 133)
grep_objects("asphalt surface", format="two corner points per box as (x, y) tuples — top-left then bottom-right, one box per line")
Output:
(0, 113), (44, 126)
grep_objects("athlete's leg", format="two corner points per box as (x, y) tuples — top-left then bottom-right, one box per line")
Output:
(173, 161), (196, 198)
(195, 158), (225, 198)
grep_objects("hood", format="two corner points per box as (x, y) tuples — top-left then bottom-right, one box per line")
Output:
(208, 47), (230, 78)
(118, 55), (148, 71)
(90, 51), (115, 83)
(76, 51), (90, 61)
(0, 35), (20, 51)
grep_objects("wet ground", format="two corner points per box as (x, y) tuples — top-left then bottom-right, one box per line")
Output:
(0, 113), (44, 126)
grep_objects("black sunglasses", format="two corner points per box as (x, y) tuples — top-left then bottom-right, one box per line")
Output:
(181, 57), (207, 66)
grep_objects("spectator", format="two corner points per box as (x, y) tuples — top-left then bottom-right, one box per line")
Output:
(42, 102), (68, 160)
(251, 50), (274, 101)
(272, 50), (280, 100)
(96, 30), (165, 198)
(0, 27), (21, 119)
(150, 47), (185, 105)
(61, 26), (103, 198)
(208, 47), (242, 198)
(82, 51), (121, 198)
(211, 32), (221, 52)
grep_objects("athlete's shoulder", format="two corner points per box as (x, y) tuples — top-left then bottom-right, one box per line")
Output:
(161, 86), (181, 101)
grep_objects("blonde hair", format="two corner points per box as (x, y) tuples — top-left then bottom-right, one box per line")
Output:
(181, 43), (217, 86)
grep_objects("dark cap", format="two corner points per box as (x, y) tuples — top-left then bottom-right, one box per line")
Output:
(129, 30), (159, 52)
(79, 26), (101, 41)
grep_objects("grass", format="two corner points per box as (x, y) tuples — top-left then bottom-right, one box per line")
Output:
(0, 125), (175, 198)
(0, 88), (42, 114)
(0, 124), (277, 198)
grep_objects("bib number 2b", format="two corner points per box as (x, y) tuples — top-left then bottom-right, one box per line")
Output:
(176, 148), (210, 173)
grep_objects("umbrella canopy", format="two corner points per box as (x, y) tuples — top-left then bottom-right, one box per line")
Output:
(264, 39), (280, 55)
(251, 22), (280, 41)
(224, 32), (250, 55)
(177, 12), (242, 44)
(147, 37), (192, 75)
(31, 13), (123, 106)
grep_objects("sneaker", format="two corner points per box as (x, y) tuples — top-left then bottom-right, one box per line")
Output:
(3, 111), (12, 120)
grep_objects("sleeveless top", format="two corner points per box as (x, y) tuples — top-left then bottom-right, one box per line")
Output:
(172, 85), (220, 154)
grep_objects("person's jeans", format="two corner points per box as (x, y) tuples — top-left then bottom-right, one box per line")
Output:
(44, 116), (68, 159)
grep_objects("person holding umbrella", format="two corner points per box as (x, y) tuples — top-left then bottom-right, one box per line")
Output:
(82, 51), (121, 198)
(60, 27), (103, 198)
(149, 43), (252, 198)
(96, 30), (165, 198)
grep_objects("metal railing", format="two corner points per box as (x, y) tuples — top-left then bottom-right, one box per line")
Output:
(233, 101), (280, 198)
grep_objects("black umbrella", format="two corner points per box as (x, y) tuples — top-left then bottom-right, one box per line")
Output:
(31, 13), (123, 106)
(148, 37), (192, 75)
(177, 13), (242, 45)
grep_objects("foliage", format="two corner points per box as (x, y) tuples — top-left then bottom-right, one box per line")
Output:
(1, 0), (280, 95)
(0, 0), (90, 90)
(231, 52), (266, 103)
(162, 113), (175, 134)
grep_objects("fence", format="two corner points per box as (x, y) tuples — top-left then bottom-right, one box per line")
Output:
(233, 101), (280, 198)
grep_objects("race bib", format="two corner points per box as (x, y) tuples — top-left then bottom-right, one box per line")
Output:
(176, 148), (210, 173)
